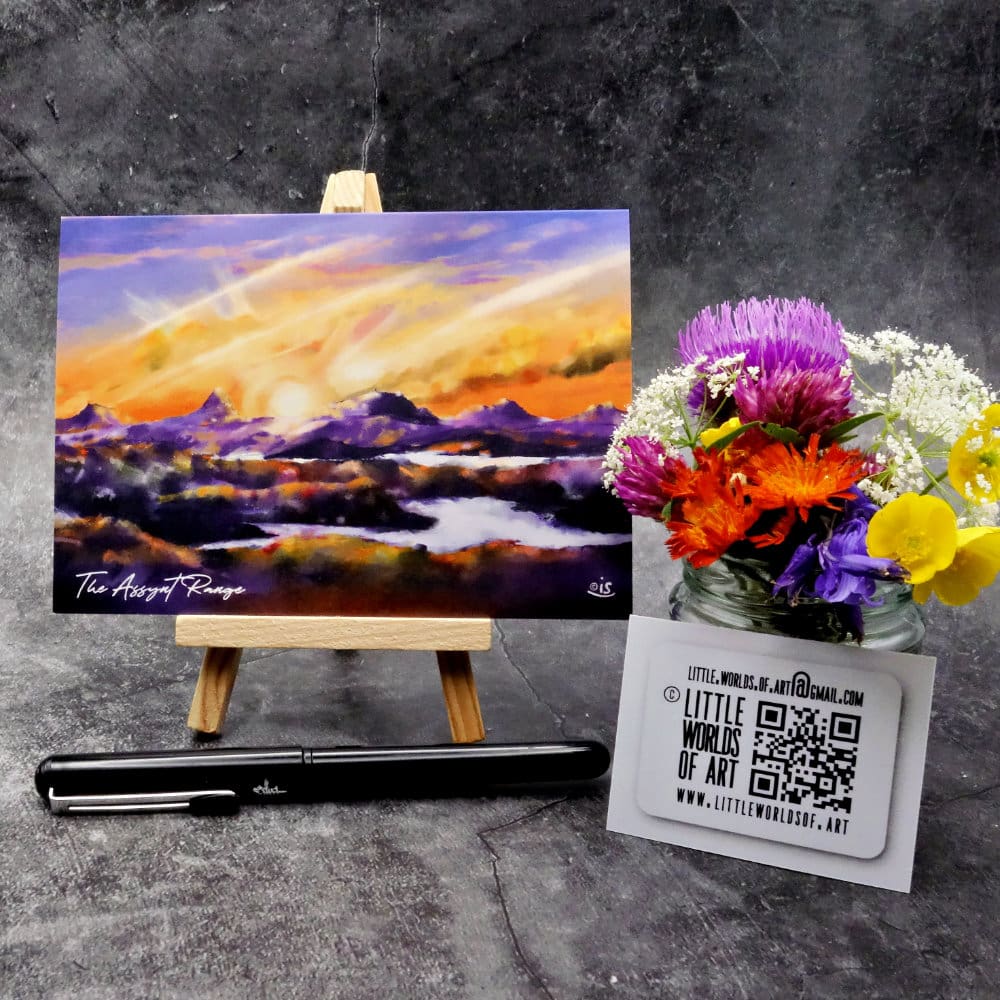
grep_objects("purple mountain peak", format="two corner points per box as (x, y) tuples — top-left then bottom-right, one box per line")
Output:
(337, 391), (440, 425)
(56, 402), (121, 434)
(460, 398), (538, 425)
(190, 390), (237, 423)
(572, 402), (623, 421)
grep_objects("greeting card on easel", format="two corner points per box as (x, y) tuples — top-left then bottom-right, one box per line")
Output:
(53, 211), (631, 618)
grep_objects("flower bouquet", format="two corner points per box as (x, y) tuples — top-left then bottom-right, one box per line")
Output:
(604, 297), (1000, 647)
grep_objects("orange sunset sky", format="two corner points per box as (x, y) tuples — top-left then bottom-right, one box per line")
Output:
(55, 211), (631, 422)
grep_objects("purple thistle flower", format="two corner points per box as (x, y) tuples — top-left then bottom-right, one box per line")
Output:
(733, 366), (853, 436)
(613, 436), (675, 520)
(679, 297), (849, 369)
(678, 297), (853, 433)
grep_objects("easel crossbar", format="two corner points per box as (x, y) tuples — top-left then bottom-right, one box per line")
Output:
(176, 615), (493, 651)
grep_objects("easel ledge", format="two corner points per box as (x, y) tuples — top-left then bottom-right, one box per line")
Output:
(177, 170), (491, 744)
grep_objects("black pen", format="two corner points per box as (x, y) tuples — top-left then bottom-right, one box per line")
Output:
(35, 740), (611, 815)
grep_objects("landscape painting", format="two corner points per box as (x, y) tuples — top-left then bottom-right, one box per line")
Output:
(53, 210), (632, 618)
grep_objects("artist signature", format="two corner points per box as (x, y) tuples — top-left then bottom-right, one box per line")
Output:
(74, 570), (247, 604)
(252, 780), (288, 797)
(587, 577), (616, 598)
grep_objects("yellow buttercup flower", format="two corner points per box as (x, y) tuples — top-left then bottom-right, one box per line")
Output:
(699, 416), (742, 448)
(913, 527), (1000, 606)
(867, 492), (958, 584)
(948, 403), (1000, 503)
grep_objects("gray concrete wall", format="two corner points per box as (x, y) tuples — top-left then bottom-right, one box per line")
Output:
(2, 3), (999, 997)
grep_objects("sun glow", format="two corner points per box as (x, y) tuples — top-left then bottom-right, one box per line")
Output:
(267, 380), (325, 419)
(55, 214), (631, 423)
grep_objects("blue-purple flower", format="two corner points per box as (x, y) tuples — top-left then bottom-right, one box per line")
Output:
(678, 297), (853, 434)
(773, 489), (905, 607)
(813, 518), (905, 604)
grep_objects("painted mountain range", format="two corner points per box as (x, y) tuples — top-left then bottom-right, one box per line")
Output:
(56, 390), (624, 461)
(53, 391), (632, 618)
(52, 209), (633, 618)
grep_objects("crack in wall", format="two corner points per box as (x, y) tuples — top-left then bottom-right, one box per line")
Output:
(0, 125), (77, 213)
(477, 798), (568, 1000)
(495, 621), (568, 738)
(361, 1), (382, 172)
(726, 2), (786, 80)
(927, 779), (1000, 811)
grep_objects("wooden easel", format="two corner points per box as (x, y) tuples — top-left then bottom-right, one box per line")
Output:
(177, 170), (491, 743)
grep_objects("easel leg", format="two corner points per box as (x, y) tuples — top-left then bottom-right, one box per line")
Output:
(436, 650), (486, 743)
(187, 646), (243, 737)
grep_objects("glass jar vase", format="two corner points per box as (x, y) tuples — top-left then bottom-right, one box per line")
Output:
(668, 557), (924, 653)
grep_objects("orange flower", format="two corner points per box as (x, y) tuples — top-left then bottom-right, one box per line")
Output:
(720, 424), (774, 466)
(747, 435), (868, 518)
(666, 449), (760, 567)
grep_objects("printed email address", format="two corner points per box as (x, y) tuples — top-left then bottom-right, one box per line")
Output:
(687, 665), (864, 707)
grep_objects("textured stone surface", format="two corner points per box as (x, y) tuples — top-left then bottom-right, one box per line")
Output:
(2, 2), (999, 997)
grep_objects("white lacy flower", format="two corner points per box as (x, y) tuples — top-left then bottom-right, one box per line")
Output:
(857, 478), (897, 505)
(841, 330), (882, 365)
(601, 352), (757, 487)
(602, 365), (692, 487)
(959, 502), (999, 528)
(883, 429), (927, 493)
(887, 342), (990, 440)
(611, 367), (696, 444)
(872, 328), (921, 359)
(846, 329), (995, 517)
(700, 352), (752, 405)
(844, 328), (921, 365)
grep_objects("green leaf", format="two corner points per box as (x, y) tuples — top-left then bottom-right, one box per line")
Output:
(661, 501), (673, 522)
(820, 411), (884, 445)
(762, 423), (802, 443)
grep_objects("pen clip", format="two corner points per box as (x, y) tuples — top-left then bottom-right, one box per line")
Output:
(47, 788), (240, 816)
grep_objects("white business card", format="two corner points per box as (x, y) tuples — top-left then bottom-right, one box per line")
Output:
(608, 617), (936, 892)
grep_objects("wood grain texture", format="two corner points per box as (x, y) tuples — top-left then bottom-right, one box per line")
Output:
(436, 650), (486, 743)
(320, 170), (382, 212)
(175, 614), (493, 650)
(186, 646), (243, 735)
(363, 172), (383, 212)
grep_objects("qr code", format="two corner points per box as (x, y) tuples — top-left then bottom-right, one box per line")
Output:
(748, 702), (861, 813)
